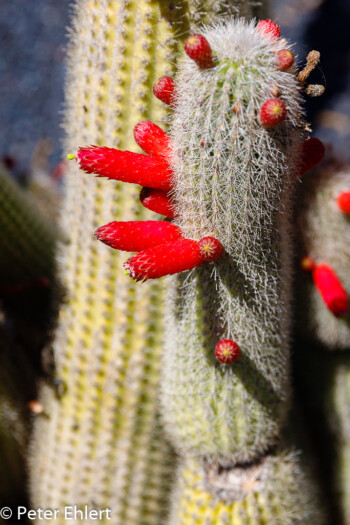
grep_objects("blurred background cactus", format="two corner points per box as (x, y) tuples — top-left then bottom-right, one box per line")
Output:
(1, 0), (350, 524)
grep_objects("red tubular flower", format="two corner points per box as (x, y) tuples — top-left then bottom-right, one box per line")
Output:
(153, 76), (176, 106)
(313, 263), (348, 317)
(95, 221), (182, 252)
(124, 239), (202, 281)
(298, 138), (326, 176)
(276, 49), (295, 71)
(76, 146), (173, 190)
(133, 121), (172, 157)
(215, 339), (240, 364)
(260, 99), (287, 128)
(337, 191), (350, 214)
(140, 187), (176, 218)
(184, 34), (214, 69)
(256, 20), (281, 39)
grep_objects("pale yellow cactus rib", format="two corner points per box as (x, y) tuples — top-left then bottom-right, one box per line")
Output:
(170, 455), (324, 525)
(30, 1), (262, 524)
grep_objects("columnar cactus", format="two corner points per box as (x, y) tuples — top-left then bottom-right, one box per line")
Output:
(161, 19), (304, 464)
(74, 16), (325, 523)
(29, 2), (266, 524)
(296, 159), (350, 349)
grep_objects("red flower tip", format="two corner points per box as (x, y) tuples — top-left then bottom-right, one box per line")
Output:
(301, 256), (316, 272)
(140, 187), (176, 218)
(124, 238), (202, 281)
(215, 339), (240, 365)
(256, 19), (281, 39)
(133, 121), (172, 157)
(298, 138), (326, 176)
(184, 34), (214, 69)
(95, 221), (182, 252)
(276, 49), (295, 71)
(313, 263), (348, 317)
(260, 98), (287, 127)
(337, 191), (350, 214)
(153, 76), (176, 106)
(76, 146), (173, 190)
(198, 236), (224, 262)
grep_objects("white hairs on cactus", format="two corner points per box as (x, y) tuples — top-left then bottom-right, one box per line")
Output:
(296, 163), (350, 349)
(160, 19), (306, 464)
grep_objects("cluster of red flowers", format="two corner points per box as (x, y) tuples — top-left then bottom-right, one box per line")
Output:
(70, 20), (335, 360)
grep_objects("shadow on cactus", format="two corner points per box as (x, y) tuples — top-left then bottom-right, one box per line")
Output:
(70, 14), (326, 494)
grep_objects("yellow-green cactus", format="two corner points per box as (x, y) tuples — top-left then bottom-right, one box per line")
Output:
(29, 1), (264, 523)
(169, 453), (324, 525)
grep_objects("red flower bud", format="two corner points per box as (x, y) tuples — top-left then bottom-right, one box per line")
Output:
(198, 236), (224, 262)
(140, 187), (176, 218)
(298, 138), (326, 176)
(215, 339), (240, 364)
(76, 146), (173, 190)
(337, 191), (350, 214)
(184, 34), (214, 69)
(313, 263), (348, 317)
(95, 221), (182, 252)
(256, 20), (281, 39)
(133, 121), (172, 157)
(276, 49), (295, 71)
(153, 76), (176, 106)
(260, 99), (287, 128)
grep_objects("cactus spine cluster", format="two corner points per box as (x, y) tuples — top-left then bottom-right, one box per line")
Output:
(29, 2), (267, 524)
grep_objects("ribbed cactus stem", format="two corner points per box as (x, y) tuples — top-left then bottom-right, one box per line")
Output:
(296, 160), (350, 349)
(170, 452), (324, 524)
(161, 19), (305, 464)
(29, 2), (263, 523)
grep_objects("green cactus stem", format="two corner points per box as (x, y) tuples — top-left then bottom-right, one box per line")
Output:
(29, 2), (264, 523)
(161, 19), (306, 465)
